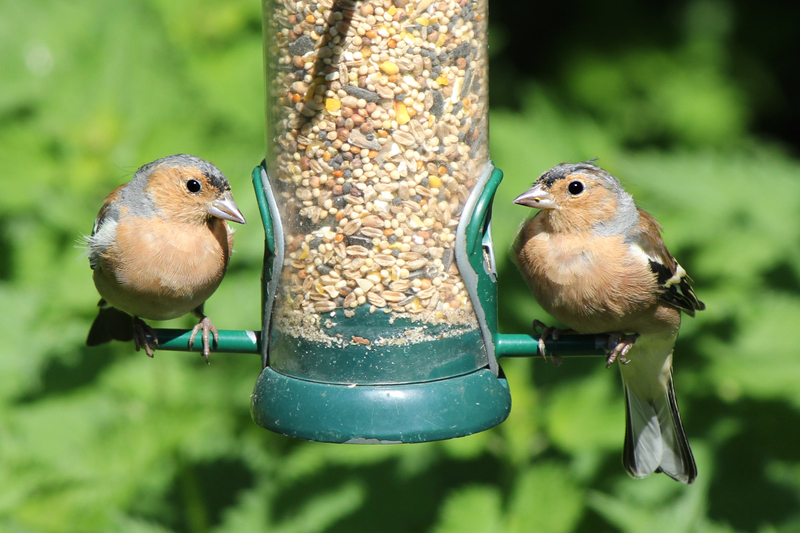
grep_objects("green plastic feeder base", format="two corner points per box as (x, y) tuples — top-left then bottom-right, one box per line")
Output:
(251, 367), (511, 443)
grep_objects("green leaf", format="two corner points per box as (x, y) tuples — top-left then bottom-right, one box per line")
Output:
(587, 443), (725, 533)
(271, 482), (364, 533)
(432, 485), (504, 533)
(506, 463), (584, 533)
(545, 369), (625, 454)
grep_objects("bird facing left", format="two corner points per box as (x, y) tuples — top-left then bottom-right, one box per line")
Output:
(85, 154), (247, 362)
(513, 161), (704, 484)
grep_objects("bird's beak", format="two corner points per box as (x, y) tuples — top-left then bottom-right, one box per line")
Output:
(209, 192), (247, 225)
(513, 183), (556, 210)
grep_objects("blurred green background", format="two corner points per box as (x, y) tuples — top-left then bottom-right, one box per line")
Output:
(2, 0), (800, 531)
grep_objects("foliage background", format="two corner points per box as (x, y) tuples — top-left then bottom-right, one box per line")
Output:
(2, 0), (800, 531)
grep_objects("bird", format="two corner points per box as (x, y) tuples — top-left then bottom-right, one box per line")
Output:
(85, 154), (246, 362)
(512, 161), (704, 484)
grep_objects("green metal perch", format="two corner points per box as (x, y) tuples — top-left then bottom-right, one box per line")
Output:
(154, 328), (610, 359)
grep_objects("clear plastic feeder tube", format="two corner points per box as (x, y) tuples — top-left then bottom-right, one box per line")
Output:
(262, 0), (490, 371)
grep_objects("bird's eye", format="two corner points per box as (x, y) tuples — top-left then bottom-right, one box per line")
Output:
(186, 179), (202, 193)
(568, 181), (584, 195)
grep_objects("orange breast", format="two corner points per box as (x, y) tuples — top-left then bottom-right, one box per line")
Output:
(516, 229), (662, 334)
(92, 215), (232, 320)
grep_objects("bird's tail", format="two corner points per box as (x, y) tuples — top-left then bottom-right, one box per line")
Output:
(622, 369), (697, 484)
(86, 304), (134, 346)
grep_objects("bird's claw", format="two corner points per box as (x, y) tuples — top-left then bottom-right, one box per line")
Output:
(189, 316), (219, 364)
(133, 318), (158, 358)
(532, 319), (566, 366)
(606, 333), (639, 368)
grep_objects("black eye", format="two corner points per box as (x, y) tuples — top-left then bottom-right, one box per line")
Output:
(186, 179), (202, 193)
(568, 181), (584, 195)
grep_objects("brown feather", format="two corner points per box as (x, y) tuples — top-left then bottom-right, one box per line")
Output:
(513, 162), (701, 484)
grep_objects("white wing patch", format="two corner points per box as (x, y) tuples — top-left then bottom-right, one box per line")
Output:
(627, 240), (658, 265)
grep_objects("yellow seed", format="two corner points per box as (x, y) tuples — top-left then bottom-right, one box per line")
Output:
(379, 61), (399, 75)
(428, 175), (442, 188)
(436, 33), (447, 46)
(387, 6), (397, 15)
(435, 76), (448, 86)
(299, 241), (310, 259)
(325, 98), (341, 113)
(415, 17), (429, 26)
(395, 101), (410, 125)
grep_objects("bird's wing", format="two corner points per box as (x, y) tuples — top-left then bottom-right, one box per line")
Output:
(628, 209), (705, 316)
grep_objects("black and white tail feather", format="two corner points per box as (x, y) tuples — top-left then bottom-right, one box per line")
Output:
(623, 369), (697, 484)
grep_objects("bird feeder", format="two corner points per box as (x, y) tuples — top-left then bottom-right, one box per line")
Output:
(153, 0), (609, 443)
(254, 0), (511, 443)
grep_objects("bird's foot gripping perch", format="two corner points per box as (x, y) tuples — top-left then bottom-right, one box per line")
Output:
(532, 319), (576, 366)
(133, 318), (158, 358)
(605, 333), (640, 368)
(189, 314), (220, 364)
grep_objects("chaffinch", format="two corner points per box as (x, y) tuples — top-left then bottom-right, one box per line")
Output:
(85, 154), (246, 362)
(513, 161), (705, 484)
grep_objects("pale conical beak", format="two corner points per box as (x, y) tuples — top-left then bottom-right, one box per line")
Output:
(513, 183), (556, 210)
(209, 192), (246, 225)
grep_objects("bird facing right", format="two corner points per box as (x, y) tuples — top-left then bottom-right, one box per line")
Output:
(85, 154), (246, 362)
(513, 161), (705, 484)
